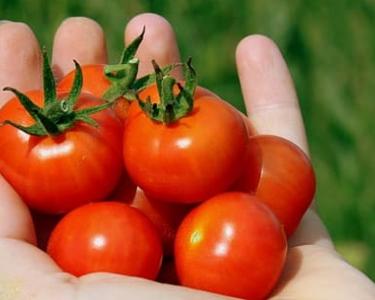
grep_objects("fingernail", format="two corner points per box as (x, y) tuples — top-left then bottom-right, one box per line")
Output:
(0, 20), (11, 26)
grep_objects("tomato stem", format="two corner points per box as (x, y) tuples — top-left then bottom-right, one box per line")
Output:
(138, 58), (197, 124)
(101, 27), (182, 107)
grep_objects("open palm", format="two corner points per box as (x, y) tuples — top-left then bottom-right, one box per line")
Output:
(0, 13), (374, 300)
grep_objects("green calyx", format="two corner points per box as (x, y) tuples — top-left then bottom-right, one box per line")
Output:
(138, 58), (197, 124)
(102, 27), (180, 104)
(1, 49), (111, 137)
(101, 27), (145, 102)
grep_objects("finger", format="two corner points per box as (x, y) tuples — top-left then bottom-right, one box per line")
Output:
(236, 35), (309, 154)
(52, 17), (108, 80)
(125, 13), (183, 79)
(0, 21), (42, 107)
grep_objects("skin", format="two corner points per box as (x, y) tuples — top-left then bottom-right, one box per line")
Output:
(0, 13), (374, 300)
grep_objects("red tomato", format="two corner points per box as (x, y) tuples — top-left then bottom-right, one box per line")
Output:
(58, 65), (131, 121)
(0, 91), (123, 214)
(123, 90), (249, 204)
(235, 135), (316, 236)
(122, 188), (193, 256)
(174, 192), (287, 300)
(47, 201), (163, 279)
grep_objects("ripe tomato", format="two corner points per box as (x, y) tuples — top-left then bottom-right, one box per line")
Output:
(123, 90), (249, 204)
(235, 135), (316, 236)
(174, 192), (287, 300)
(121, 188), (193, 256)
(0, 91), (123, 214)
(47, 201), (163, 279)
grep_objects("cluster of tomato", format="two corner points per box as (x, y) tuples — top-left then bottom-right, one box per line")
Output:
(0, 31), (315, 300)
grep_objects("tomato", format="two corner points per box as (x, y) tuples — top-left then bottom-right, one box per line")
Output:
(174, 192), (287, 300)
(123, 89), (249, 203)
(58, 65), (131, 121)
(0, 91), (123, 214)
(121, 188), (193, 256)
(235, 135), (316, 236)
(47, 201), (163, 279)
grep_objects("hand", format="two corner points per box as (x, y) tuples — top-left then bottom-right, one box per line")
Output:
(0, 13), (374, 300)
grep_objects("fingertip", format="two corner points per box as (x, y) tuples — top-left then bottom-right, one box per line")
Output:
(52, 17), (108, 79)
(236, 34), (282, 72)
(236, 34), (299, 112)
(125, 13), (182, 78)
(126, 13), (173, 40)
(0, 22), (42, 106)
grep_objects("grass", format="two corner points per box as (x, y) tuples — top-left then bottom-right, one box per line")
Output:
(1, 0), (374, 280)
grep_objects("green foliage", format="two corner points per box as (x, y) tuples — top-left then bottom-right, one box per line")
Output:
(1, 0), (375, 280)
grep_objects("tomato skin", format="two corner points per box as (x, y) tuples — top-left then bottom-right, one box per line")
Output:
(0, 91), (123, 214)
(174, 192), (287, 300)
(123, 92), (249, 204)
(235, 135), (316, 236)
(57, 64), (130, 120)
(47, 202), (163, 279)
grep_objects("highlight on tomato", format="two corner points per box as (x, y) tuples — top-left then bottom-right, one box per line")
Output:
(174, 192), (287, 300)
(123, 60), (250, 204)
(235, 134), (316, 236)
(47, 201), (163, 279)
(0, 50), (123, 214)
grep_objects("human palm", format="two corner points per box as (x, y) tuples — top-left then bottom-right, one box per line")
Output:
(0, 13), (374, 300)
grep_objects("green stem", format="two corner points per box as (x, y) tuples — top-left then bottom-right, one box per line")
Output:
(138, 58), (197, 124)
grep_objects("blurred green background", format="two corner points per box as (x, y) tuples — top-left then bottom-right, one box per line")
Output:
(1, 0), (374, 281)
